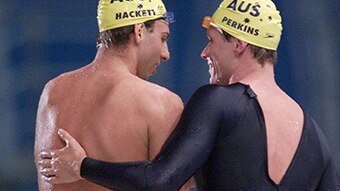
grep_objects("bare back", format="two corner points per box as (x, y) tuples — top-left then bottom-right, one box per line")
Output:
(34, 63), (183, 191)
(249, 82), (304, 185)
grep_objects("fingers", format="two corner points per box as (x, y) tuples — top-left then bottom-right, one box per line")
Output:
(58, 129), (86, 157)
(38, 129), (84, 185)
(39, 158), (53, 168)
(40, 150), (58, 159)
(42, 171), (61, 184)
(40, 167), (56, 177)
(44, 176), (59, 184)
(58, 129), (70, 147)
(39, 158), (63, 184)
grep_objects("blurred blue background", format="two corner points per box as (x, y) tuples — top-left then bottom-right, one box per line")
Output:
(0, 0), (339, 190)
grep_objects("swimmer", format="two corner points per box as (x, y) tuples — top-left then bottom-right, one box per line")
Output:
(39, 0), (340, 190)
(34, 0), (195, 190)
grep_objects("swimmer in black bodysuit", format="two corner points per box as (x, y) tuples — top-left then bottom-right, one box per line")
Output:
(39, 0), (340, 190)
(76, 83), (339, 191)
(40, 84), (340, 190)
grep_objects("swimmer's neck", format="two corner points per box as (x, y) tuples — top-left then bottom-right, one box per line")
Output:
(91, 46), (139, 77)
(230, 59), (276, 87)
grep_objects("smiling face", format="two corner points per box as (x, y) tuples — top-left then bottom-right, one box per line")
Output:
(201, 27), (238, 85)
(137, 20), (170, 80)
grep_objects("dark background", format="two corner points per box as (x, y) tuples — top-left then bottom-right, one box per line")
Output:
(0, 0), (339, 190)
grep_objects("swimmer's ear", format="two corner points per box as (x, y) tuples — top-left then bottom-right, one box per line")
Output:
(133, 23), (145, 45)
(233, 39), (248, 56)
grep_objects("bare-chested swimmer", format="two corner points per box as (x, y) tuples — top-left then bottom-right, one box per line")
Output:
(34, 0), (195, 190)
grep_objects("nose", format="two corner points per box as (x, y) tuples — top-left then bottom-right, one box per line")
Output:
(161, 43), (170, 61)
(201, 45), (209, 60)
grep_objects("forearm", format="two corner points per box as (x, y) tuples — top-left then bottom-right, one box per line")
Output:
(81, 157), (182, 191)
(81, 157), (146, 190)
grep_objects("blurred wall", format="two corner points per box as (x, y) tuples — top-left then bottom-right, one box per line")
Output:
(0, 0), (338, 190)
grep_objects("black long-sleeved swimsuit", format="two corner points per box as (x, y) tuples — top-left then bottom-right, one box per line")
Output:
(81, 83), (340, 191)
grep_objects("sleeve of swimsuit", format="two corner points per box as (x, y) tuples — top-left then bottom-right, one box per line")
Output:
(311, 118), (340, 190)
(81, 85), (231, 191)
(316, 158), (340, 190)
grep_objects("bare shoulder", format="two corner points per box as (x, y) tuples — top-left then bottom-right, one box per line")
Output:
(135, 80), (183, 113)
(127, 79), (184, 159)
(35, 71), (76, 136)
(39, 70), (78, 105)
(35, 71), (74, 131)
(117, 77), (184, 128)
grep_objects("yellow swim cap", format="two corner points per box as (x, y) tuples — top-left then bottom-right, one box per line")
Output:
(98, 0), (168, 32)
(204, 0), (282, 50)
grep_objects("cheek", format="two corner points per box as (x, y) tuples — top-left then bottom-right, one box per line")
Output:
(149, 41), (161, 55)
(144, 35), (160, 52)
(210, 50), (224, 69)
(210, 43), (224, 58)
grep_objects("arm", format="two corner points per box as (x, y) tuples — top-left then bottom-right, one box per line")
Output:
(35, 85), (51, 190)
(146, 92), (195, 191)
(147, 91), (184, 160)
(316, 158), (340, 190)
(40, 85), (227, 190)
(34, 82), (58, 191)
